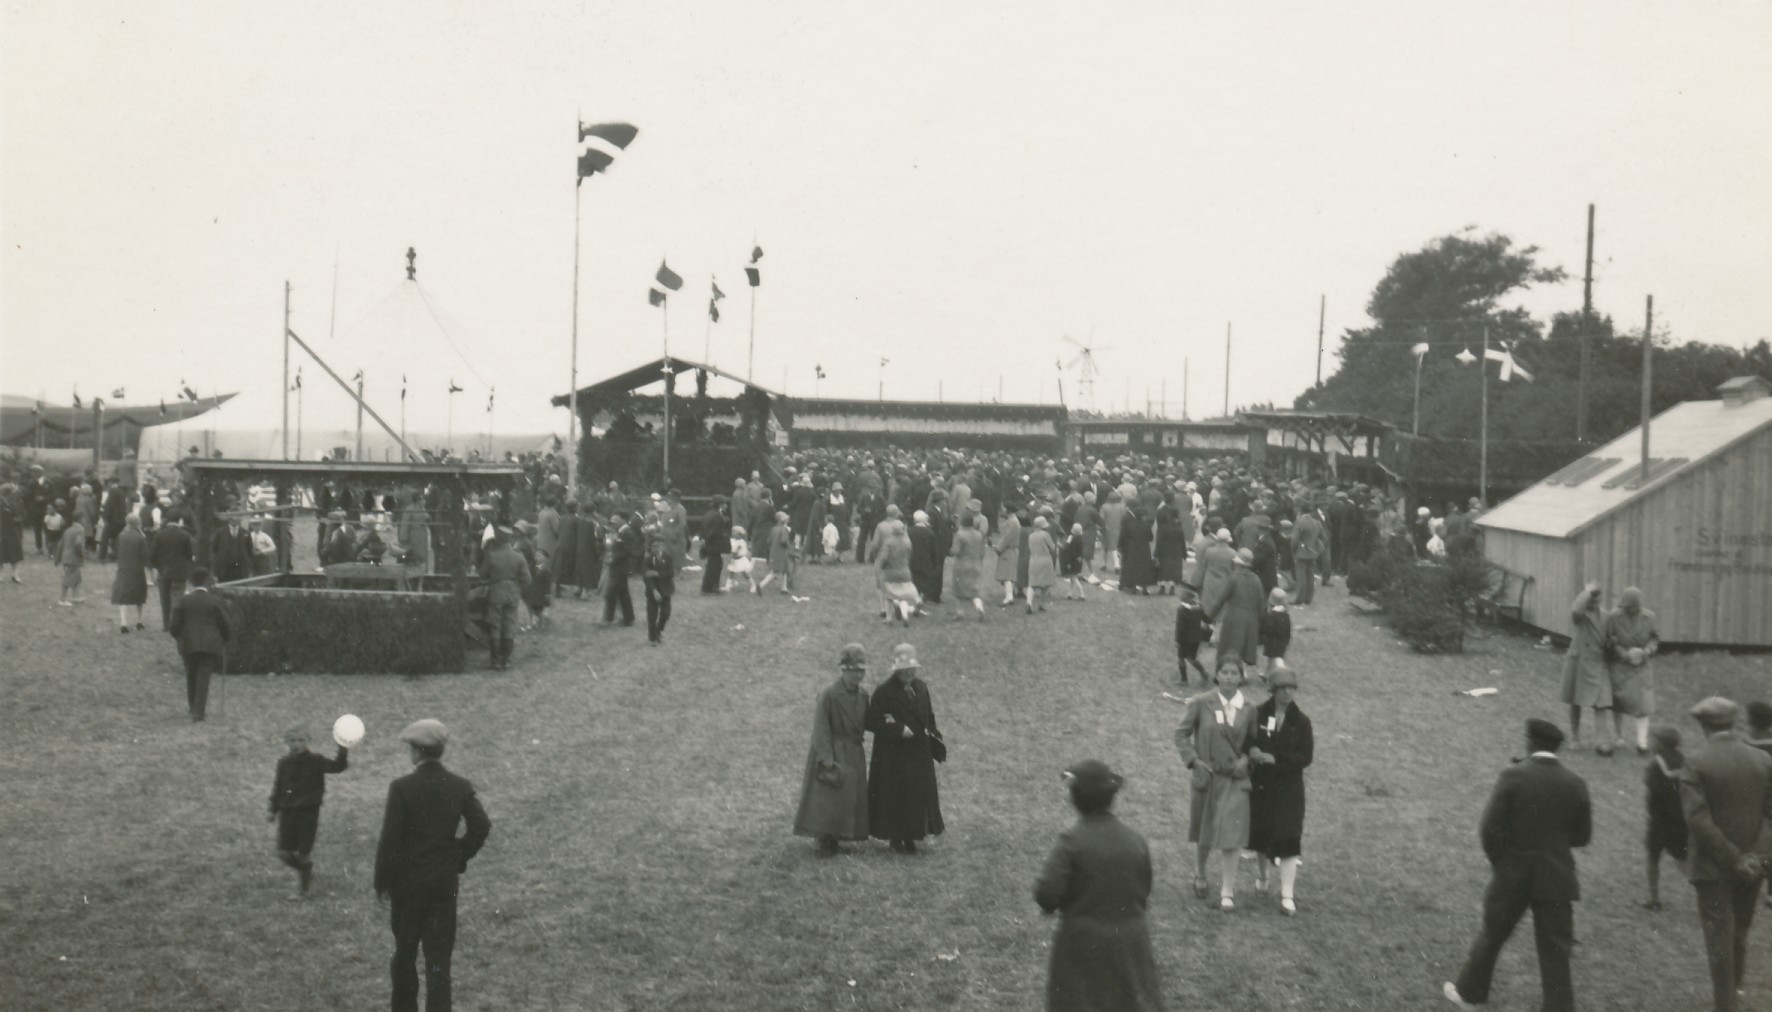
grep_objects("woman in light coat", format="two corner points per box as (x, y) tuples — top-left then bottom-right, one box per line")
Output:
(993, 507), (1022, 606)
(947, 513), (988, 621)
(110, 513), (150, 632)
(1174, 661), (1256, 909)
(1024, 516), (1059, 614)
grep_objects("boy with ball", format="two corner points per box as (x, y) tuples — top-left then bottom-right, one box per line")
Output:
(267, 716), (357, 896)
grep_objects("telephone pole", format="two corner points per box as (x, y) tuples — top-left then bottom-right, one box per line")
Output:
(1314, 294), (1326, 387)
(1578, 203), (1595, 442)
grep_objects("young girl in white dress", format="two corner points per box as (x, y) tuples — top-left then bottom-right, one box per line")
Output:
(726, 525), (754, 593)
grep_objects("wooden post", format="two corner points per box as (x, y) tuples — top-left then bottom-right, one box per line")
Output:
(1640, 295), (1654, 483)
(1479, 325), (1490, 507)
(1579, 204), (1594, 441)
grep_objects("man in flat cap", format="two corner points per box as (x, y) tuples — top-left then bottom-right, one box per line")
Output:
(375, 719), (492, 1012)
(1680, 697), (1772, 1012)
(793, 644), (871, 856)
(1445, 718), (1591, 1011)
(478, 527), (530, 671)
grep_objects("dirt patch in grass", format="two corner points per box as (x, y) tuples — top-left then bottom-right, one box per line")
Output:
(1, 553), (1767, 1009)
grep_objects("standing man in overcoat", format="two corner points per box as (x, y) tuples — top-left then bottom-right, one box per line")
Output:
(168, 566), (231, 721)
(1444, 718), (1591, 1012)
(793, 644), (871, 856)
(1680, 697), (1772, 1012)
(375, 719), (492, 1012)
(699, 496), (730, 595)
(150, 512), (195, 630)
(478, 527), (530, 670)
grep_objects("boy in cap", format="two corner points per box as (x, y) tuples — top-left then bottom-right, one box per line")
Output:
(267, 725), (349, 897)
(1445, 718), (1591, 1011)
(375, 719), (492, 1012)
(1640, 724), (1687, 912)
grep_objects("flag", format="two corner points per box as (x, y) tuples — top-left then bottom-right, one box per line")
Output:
(111, 387), (126, 400)
(183, 385), (199, 401)
(708, 299), (720, 323)
(291, 367), (302, 392)
(816, 365), (826, 379)
(579, 122), (639, 149)
(72, 391), (82, 409)
(1485, 345), (1533, 382)
(655, 261), (683, 291)
(351, 369), (364, 385)
(745, 265), (761, 287)
(1454, 347), (1477, 366)
(712, 280), (726, 301)
(159, 400), (167, 417)
(401, 374), (408, 401)
(577, 148), (614, 180)
(1411, 342), (1429, 358)
(448, 379), (463, 394)
(649, 288), (666, 307)
(750, 245), (764, 263)
(487, 389), (495, 413)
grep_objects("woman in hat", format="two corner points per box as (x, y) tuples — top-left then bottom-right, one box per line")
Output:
(1117, 504), (1156, 595)
(793, 644), (871, 856)
(1247, 667), (1313, 915)
(1558, 581), (1614, 752)
(993, 504), (1022, 606)
(1024, 515), (1059, 614)
(0, 482), (25, 583)
(866, 644), (945, 854)
(109, 513), (150, 632)
(1034, 760), (1166, 1012)
(947, 512), (988, 621)
(1175, 660), (1257, 909)
(1602, 586), (1660, 755)
(1153, 497), (1189, 595)
(1214, 549), (1265, 671)
(877, 519), (920, 625)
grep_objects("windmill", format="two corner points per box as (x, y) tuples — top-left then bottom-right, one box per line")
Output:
(1062, 334), (1109, 411)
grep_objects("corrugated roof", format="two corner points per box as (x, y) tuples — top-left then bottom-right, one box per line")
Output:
(1476, 396), (1772, 539)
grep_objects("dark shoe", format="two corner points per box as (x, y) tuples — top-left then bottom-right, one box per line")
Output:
(1596, 745), (1614, 757)
(902, 840), (918, 855)
(814, 836), (839, 858)
(120, 626), (129, 634)
(136, 622), (145, 630)
(298, 864), (313, 894)
(888, 839), (905, 853)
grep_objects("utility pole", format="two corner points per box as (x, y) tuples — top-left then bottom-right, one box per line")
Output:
(1223, 322), (1232, 417)
(355, 373), (365, 460)
(1640, 295), (1654, 484)
(1579, 203), (1594, 442)
(1479, 325), (1490, 506)
(1315, 294), (1326, 387)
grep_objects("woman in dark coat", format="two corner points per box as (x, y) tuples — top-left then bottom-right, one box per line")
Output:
(1214, 549), (1265, 669)
(1035, 759), (1165, 1012)
(110, 513), (150, 632)
(1117, 506), (1156, 594)
(866, 644), (945, 853)
(0, 483), (23, 581)
(1153, 502), (1188, 593)
(1247, 668), (1313, 915)
(553, 503), (580, 595)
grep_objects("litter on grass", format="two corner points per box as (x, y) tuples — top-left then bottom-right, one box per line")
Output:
(1454, 687), (1499, 697)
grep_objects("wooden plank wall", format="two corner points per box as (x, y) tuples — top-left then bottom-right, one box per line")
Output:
(1482, 529), (1577, 633)
(1574, 426), (1772, 646)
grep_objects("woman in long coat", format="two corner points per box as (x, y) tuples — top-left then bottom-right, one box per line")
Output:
(1034, 760), (1166, 1012)
(947, 512), (988, 620)
(1153, 502), (1188, 593)
(1214, 550), (1265, 670)
(1558, 583), (1612, 752)
(866, 645), (945, 852)
(1602, 586), (1659, 754)
(1247, 668), (1313, 915)
(794, 644), (871, 856)
(0, 483), (23, 582)
(877, 520), (919, 625)
(1024, 516), (1059, 613)
(1117, 506), (1156, 594)
(1195, 530), (1236, 618)
(110, 513), (150, 632)
(1175, 661), (1256, 908)
(993, 508), (1022, 606)
(553, 503), (580, 594)
(1099, 493), (1126, 574)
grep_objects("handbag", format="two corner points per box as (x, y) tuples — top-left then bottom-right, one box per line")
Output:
(816, 761), (844, 788)
(929, 735), (947, 764)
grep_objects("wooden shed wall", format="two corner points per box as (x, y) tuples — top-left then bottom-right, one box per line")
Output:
(1482, 529), (1576, 632)
(1572, 425), (1772, 646)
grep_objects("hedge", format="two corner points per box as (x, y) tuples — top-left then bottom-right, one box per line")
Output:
(216, 577), (465, 674)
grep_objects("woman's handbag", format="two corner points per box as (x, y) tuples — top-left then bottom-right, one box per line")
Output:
(816, 761), (844, 788)
(929, 735), (947, 764)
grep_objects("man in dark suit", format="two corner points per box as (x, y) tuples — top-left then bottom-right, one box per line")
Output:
(699, 497), (730, 595)
(601, 511), (640, 626)
(1681, 697), (1772, 1012)
(150, 513), (196, 629)
(1445, 718), (1591, 1011)
(375, 719), (492, 1012)
(210, 513), (252, 583)
(168, 566), (231, 721)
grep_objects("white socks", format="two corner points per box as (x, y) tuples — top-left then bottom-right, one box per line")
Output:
(1220, 852), (1238, 899)
(1278, 857), (1300, 900)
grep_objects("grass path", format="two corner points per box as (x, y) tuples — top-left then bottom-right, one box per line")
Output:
(1, 552), (1767, 1010)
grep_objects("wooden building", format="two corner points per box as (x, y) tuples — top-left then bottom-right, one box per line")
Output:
(1236, 410), (1392, 485)
(1476, 376), (1772, 646)
(782, 398), (1066, 454)
(1064, 417), (1253, 459)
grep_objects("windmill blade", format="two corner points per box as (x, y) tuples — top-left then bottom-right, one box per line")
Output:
(1067, 351), (1089, 369)
(1062, 334), (1086, 351)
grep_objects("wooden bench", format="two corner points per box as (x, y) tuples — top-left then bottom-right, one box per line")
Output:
(1475, 562), (1533, 624)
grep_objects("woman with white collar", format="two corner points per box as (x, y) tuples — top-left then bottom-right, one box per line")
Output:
(1174, 660), (1257, 910)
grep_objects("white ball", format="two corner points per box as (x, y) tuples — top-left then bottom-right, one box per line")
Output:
(332, 713), (365, 747)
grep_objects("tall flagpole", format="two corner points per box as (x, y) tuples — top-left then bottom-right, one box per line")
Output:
(1223, 322), (1232, 416)
(282, 281), (291, 459)
(568, 174), (583, 500)
(1640, 296), (1654, 484)
(355, 373), (366, 460)
(1479, 325), (1490, 506)
(295, 374), (304, 461)
(662, 297), (671, 485)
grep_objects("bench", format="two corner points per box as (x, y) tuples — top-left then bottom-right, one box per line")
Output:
(1474, 562), (1533, 624)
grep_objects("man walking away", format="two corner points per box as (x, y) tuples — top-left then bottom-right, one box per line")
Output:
(168, 566), (231, 721)
(1681, 697), (1772, 1012)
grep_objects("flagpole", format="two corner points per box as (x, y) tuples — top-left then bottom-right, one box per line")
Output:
(704, 281), (713, 365)
(1479, 324), (1489, 507)
(568, 176), (583, 500)
(747, 279), (758, 383)
(282, 281), (291, 459)
(355, 374), (366, 461)
(1223, 322), (1232, 417)
(296, 377), (304, 461)
(662, 297), (671, 486)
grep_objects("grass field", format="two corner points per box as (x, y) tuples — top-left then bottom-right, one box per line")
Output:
(2, 549), (1768, 1011)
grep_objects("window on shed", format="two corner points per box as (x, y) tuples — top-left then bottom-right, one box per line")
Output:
(1602, 458), (1688, 490)
(1543, 456), (1621, 486)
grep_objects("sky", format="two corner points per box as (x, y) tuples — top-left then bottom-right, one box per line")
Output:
(4, 1), (1769, 444)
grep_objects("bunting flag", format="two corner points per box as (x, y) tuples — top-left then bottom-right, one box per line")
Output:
(576, 122), (638, 185)
(655, 261), (683, 291)
(1484, 344), (1534, 382)
(649, 288), (666, 307)
(815, 365), (826, 380)
(292, 367), (302, 392)
(111, 387), (126, 400)
(712, 280), (726, 301)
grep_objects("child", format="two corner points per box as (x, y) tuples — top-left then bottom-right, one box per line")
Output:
(1259, 586), (1292, 678)
(44, 499), (66, 559)
(523, 549), (553, 629)
(768, 511), (794, 595)
(726, 525), (753, 593)
(1060, 523), (1087, 600)
(1174, 584), (1211, 684)
(1640, 724), (1687, 911)
(55, 516), (86, 606)
(821, 516), (840, 563)
(267, 726), (349, 897)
